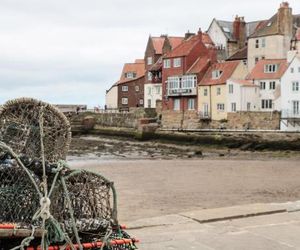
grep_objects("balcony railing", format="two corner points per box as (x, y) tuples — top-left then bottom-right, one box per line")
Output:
(199, 111), (211, 120)
(167, 87), (197, 96)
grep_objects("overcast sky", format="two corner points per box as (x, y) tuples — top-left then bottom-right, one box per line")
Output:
(0, 0), (299, 107)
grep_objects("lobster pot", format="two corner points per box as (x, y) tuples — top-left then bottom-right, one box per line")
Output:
(51, 170), (115, 236)
(0, 150), (40, 227)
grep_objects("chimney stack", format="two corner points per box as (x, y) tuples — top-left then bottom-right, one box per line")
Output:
(185, 30), (195, 40)
(233, 15), (246, 48)
(277, 2), (293, 37)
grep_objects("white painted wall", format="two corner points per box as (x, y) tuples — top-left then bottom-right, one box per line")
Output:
(144, 83), (162, 108)
(227, 79), (259, 112)
(207, 20), (227, 51)
(280, 56), (300, 131)
(253, 79), (281, 111)
(105, 85), (118, 109)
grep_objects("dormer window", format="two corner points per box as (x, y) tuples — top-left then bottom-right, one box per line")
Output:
(264, 64), (278, 73)
(125, 72), (136, 79)
(212, 70), (223, 79)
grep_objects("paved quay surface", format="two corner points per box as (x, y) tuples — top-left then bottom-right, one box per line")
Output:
(127, 202), (300, 250)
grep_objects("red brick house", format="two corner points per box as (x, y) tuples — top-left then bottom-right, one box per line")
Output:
(144, 35), (184, 108)
(162, 30), (217, 113)
(117, 59), (145, 109)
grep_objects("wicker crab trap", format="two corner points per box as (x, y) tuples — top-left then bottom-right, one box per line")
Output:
(0, 98), (138, 250)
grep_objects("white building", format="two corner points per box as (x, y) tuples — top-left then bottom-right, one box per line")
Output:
(280, 54), (300, 131)
(227, 79), (259, 113)
(247, 59), (288, 112)
(105, 83), (118, 109)
(144, 83), (162, 108)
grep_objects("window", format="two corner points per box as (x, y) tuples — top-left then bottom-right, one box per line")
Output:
(247, 102), (251, 111)
(293, 101), (299, 115)
(298, 67), (300, 73)
(147, 87), (152, 95)
(261, 99), (273, 109)
(212, 70), (222, 79)
(255, 39), (259, 48)
(173, 58), (181, 68)
(155, 86), (161, 94)
(182, 75), (197, 88)
(147, 99), (151, 108)
(173, 99), (180, 111)
(139, 99), (144, 105)
(167, 76), (180, 89)
(121, 97), (128, 105)
(292, 81), (299, 92)
(135, 85), (140, 92)
(203, 103), (209, 117)
(188, 99), (195, 110)
(217, 87), (221, 95)
(125, 72), (136, 78)
(229, 84), (234, 94)
(147, 57), (153, 65)
(291, 67), (294, 73)
(231, 102), (236, 112)
(261, 38), (266, 48)
(122, 85), (128, 92)
(163, 59), (171, 68)
(269, 81), (276, 90)
(148, 71), (152, 81)
(204, 88), (208, 96)
(264, 64), (278, 73)
(217, 103), (225, 112)
(260, 82), (266, 90)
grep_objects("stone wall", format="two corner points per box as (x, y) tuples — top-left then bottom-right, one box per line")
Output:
(227, 111), (281, 130)
(161, 110), (281, 130)
(71, 108), (157, 130)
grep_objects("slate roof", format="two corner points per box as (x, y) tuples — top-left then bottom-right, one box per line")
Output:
(200, 61), (240, 86)
(246, 59), (288, 80)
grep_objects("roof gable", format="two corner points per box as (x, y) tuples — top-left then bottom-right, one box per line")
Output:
(246, 59), (288, 80)
(151, 37), (166, 54)
(118, 60), (145, 84)
(200, 61), (240, 86)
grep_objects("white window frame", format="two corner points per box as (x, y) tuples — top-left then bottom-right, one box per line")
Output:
(255, 39), (259, 48)
(293, 101), (299, 115)
(163, 59), (171, 68)
(217, 103), (225, 112)
(291, 67), (294, 73)
(260, 81), (266, 90)
(122, 85), (128, 92)
(121, 97), (128, 105)
(269, 81), (276, 90)
(147, 56), (153, 65)
(261, 99), (273, 109)
(217, 87), (221, 95)
(167, 76), (180, 90)
(261, 38), (266, 48)
(212, 70), (222, 79)
(126, 72), (135, 79)
(181, 75), (197, 89)
(204, 88), (208, 96)
(188, 99), (195, 110)
(229, 84), (234, 94)
(135, 85), (140, 92)
(147, 86), (152, 95)
(292, 81), (299, 92)
(173, 99), (180, 111)
(173, 58), (181, 68)
(139, 99), (144, 105)
(155, 86), (160, 94)
(247, 102), (251, 111)
(231, 102), (236, 112)
(148, 71), (152, 81)
(264, 64), (278, 73)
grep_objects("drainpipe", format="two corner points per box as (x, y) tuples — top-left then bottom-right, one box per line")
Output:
(209, 85), (212, 119)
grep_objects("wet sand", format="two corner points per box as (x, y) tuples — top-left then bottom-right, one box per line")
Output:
(69, 150), (300, 224)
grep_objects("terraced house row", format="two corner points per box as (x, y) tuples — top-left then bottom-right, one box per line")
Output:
(106, 2), (300, 131)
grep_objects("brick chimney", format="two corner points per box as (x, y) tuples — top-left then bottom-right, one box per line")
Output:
(185, 30), (195, 40)
(277, 2), (293, 37)
(233, 15), (246, 48)
(197, 28), (203, 41)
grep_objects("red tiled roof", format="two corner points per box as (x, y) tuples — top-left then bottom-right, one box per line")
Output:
(229, 79), (257, 87)
(168, 37), (184, 49)
(118, 60), (145, 84)
(202, 33), (214, 46)
(187, 56), (211, 74)
(164, 34), (202, 58)
(200, 61), (240, 86)
(152, 37), (166, 54)
(246, 59), (288, 80)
